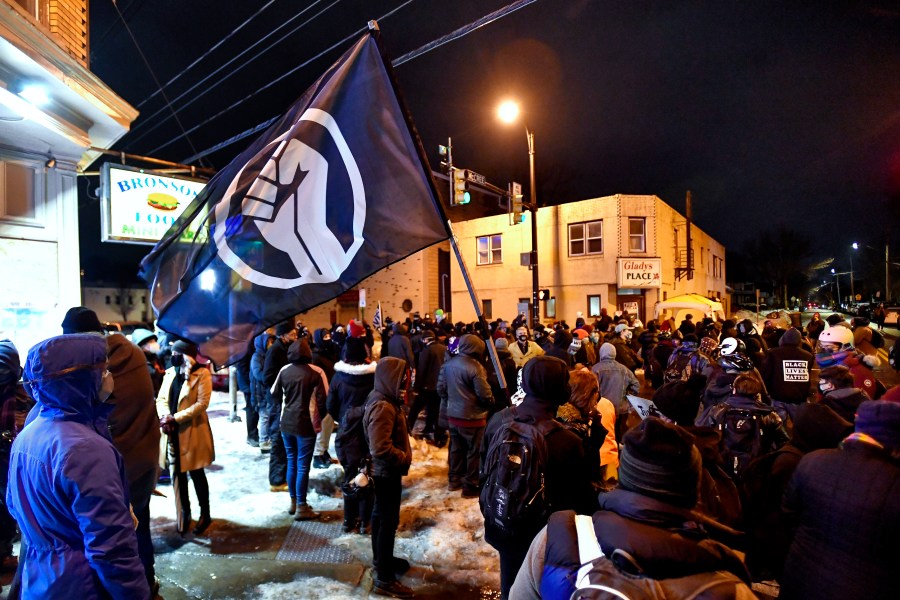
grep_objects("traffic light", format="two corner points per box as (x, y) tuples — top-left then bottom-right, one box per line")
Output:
(451, 168), (470, 205)
(538, 289), (551, 301)
(511, 182), (524, 223)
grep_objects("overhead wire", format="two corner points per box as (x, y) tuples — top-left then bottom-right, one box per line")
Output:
(179, 0), (538, 165)
(111, 0), (211, 168)
(392, 0), (537, 66)
(153, 0), (415, 156)
(125, 0), (339, 148)
(135, 0), (280, 109)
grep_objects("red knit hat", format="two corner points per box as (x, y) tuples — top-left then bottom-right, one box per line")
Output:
(348, 319), (365, 338)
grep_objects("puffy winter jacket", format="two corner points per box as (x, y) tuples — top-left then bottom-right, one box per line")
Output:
(437, 334), (494, 423)
(512, 490), (752, 600)
(271, 340), (327, 438)
(327, 360), (377, 469)
(7, 334), (150, 599)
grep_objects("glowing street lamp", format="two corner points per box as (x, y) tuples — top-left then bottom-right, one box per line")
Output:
(497, 100), (540, 328)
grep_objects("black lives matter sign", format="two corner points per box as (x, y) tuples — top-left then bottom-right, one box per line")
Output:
(783, 360), (809, 382)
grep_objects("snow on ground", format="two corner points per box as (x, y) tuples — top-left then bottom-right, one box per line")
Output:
(151, 390), (501, 597)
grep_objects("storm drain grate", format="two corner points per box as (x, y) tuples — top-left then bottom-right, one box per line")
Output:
(276, 520), (356, 564)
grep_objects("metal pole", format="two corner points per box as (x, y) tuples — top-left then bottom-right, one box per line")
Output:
(446, 220), (508, 393)
(527, 128), (539, 330)
(849, 253), (855, 304)
(835, 273), (841, 310)
(887, 242), (891, 304)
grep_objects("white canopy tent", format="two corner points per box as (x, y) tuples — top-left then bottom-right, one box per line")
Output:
(654, 293), (726, 323)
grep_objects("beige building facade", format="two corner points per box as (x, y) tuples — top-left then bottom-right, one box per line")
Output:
(447, 194), (726, 326)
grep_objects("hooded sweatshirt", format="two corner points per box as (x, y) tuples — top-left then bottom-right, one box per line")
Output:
(7, 334), (150, 599)
(590, 343), (640, 413)
(482, 356), (596, 547)
(761, 328), (814, 404)
(363, 357), (412, 477)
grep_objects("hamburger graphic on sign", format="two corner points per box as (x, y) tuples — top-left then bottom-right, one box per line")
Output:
(102, 163), (208, 245)
(147, 192), (179, 211)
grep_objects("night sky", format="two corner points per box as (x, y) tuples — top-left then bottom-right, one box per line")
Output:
(81, 0), (900, 285)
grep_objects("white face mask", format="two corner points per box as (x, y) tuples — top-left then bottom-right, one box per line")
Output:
(143, 341), (160, 355)
(99, 370), (115, 403)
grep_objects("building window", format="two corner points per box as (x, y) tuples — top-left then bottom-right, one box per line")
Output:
(588, 295), (602, 318)
(0, 161), (37, 221)
(568, 220), (603, 256)
(105, 295), (111, 305)
(477, 234), (502, 265)
(628, 218), (645, 252)
(482, 299), (493, 320)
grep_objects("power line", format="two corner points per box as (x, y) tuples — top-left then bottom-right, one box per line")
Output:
(180, 0), (539, 165)
(124, 0), (339, 148)
(135, 0), (280, 109)
(393, 0), (537, 66)
(94, 0), (145, 49)
(111, 0), (211, 168)
(152, 0), (414, 156)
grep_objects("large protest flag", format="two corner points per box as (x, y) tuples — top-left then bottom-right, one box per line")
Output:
(139, 31), (449, 365)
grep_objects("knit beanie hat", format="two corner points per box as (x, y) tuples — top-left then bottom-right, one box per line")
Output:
(171, 339), (198, 358)
(494, 337), (508, 351)
(521, 355), (570, 406)
(61, 306), (103, 334)
(618, 417), (702, 508)
(652, 379), (703, 426)
(855, 399), (900, 452)
(348, 319), (365, 338)
(699, 336), (718, 356)
(343, 337), (368, 364)
(779, 327), (802, 347)
(274, 320), (295, 336)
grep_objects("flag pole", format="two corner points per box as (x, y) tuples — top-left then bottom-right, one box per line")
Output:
(369, 25), (506, 395)
(446, 220), (508, 394)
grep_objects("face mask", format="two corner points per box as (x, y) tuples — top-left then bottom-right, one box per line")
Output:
(517, 335), (528, 342)
(170, 354), (184, 367)
(99, 370), (115, 403)
(144, 341), (160, 355)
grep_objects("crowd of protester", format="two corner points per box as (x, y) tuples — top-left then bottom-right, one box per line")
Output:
(0, 303), (897, 599)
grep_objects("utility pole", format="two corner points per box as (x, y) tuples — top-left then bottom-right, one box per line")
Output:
(527, 129), (539, 329)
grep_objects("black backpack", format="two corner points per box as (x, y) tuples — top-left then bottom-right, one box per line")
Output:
(705, 404), (771, 481)
(664, 350), (695, 383)
(479, 408), (559, 539)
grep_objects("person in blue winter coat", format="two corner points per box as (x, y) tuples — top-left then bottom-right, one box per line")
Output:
(7, 334), (150, 599)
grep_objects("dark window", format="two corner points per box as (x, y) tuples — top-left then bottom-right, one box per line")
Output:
(568, 220), (603, 256)
(477, 234), (502, 265)
(628, 217), (646, 252)
(482, 299), (493, 320)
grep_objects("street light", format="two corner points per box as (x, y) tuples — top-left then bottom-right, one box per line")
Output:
(497, 99), (540, 329)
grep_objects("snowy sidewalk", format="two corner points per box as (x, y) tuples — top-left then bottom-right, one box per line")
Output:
(151, 391), (501, 599)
